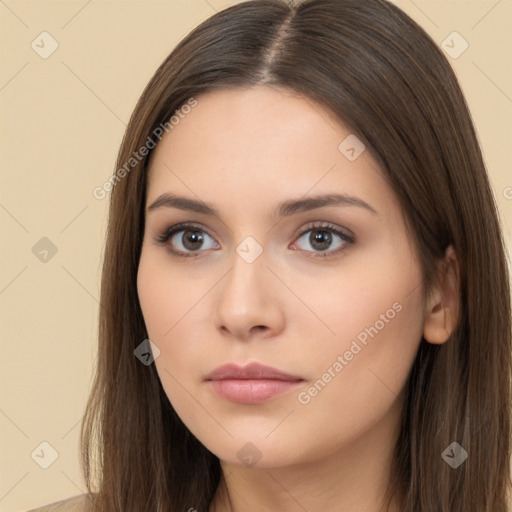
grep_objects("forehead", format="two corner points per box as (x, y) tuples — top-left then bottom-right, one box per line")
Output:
(146, 85), (396, 219)
(150, 85), (350, 167)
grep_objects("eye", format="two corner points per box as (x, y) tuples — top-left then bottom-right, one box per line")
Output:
(291, 222), (354, 258)
(154, 221), (355, 259)
(155, 223), (219, 257)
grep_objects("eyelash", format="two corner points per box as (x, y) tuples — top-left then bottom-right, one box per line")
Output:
(154, 222), (355, 259)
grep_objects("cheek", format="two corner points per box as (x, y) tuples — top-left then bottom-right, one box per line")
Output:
(137, 249), (202, 340)
(298, 297), (422, 452)
(294, 247), (425, 419)
(137, 255), (207, 425)
(290, 241), (424, 364)
(285, 289), (424, 465)
(136, 249), (211, 382)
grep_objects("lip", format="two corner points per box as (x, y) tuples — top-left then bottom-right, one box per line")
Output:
(205, 362), (304, 381)
(205, 362), (305, 404)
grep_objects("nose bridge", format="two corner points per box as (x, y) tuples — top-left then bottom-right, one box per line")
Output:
(213, 235), (284, 337)
(223, 237), (269, 306)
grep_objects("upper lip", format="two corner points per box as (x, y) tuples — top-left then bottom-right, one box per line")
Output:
(205, 362), (304, 382)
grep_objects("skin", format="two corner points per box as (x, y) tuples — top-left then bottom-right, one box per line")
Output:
(137, 85), (459, 512)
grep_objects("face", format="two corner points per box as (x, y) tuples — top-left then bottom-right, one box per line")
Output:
(137, 85), (426, 468)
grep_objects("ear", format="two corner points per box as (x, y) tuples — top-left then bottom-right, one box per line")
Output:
(423, 244), (460, 345)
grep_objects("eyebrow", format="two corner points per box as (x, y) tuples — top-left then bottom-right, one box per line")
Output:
(147, 192), (378, 217)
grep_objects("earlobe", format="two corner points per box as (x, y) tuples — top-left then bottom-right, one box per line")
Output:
(423, 245), (460, 345)
(423, 300), (451, 344)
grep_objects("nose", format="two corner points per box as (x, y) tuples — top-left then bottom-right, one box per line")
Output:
(213, 246), (285, 342)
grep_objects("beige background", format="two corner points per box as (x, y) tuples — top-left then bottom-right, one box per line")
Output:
(0, 0), (510, 510)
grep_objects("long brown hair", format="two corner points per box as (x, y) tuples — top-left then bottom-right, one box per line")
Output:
(80, 1), (512, 510)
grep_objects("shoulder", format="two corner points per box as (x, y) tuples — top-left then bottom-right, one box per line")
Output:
(27, 493), (95, 512)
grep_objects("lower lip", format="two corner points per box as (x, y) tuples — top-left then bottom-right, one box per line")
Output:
(208, 378), (304, 404)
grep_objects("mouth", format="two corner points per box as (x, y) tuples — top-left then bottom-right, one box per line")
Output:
(205, 362), (305, 404)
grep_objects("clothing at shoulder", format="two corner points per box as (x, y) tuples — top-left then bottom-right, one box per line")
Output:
(27, 493), (95, 512)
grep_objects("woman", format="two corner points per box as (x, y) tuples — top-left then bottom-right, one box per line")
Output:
(29, 0), (512, 510)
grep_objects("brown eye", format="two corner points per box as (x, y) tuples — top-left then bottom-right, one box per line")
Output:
(155, 223), (219, 257)
(291, 223), (355, 258)
(179, 230), (205, 251)
(308, 229), (333, 251)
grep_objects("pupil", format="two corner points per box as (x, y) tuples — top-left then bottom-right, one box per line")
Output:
(311, 230), (331, 250)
